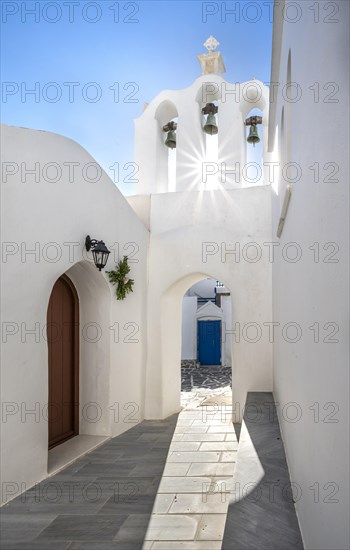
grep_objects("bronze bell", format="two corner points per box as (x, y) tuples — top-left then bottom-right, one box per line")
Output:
(163, 121), (177, 149)
(203, 113), (218, 135)
(165, 129), (176, 149)
(247, 124), (260, 146)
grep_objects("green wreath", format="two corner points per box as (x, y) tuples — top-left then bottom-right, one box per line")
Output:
(106, 256), (134, 300)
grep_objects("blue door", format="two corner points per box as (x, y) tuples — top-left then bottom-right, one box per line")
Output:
(197, 320), (221, 365)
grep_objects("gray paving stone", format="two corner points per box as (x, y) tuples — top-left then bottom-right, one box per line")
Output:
(129, 463), (167, 476)
(67, 543), (143, 550)
(168, 493), (229, 514)
(169, 442), (201, 452)
(168, 451), (221, 463)
(187, 462), (235, 477)
(158, 477), (213, 494)
(221, 392), (304, 550)
(0, 543), (71, 550)
(98, 494), (157, 515)
(0, 514), (58, 543)
(196, 513), (228, 540)
(35, 514), (127, 541)
(0, 367), (235, 548)
(181, 433), (226, 442)
(144, 514), (201, 540)
(0, 416), (178, 547)
(200, 442), (237, 451)
(75, 462), (136, 476)
(113, 514), (153, 544)
(150, 543), (222, 550)
(162, 463), (191, 476)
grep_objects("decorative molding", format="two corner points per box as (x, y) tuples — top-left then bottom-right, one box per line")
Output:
(196, 301), (223, 319)
(277, 185), (292, 238)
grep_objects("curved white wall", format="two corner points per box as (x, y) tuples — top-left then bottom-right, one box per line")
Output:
(1, 124), (149, 503)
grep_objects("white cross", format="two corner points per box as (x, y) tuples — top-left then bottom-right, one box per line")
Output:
(204, 35), (219, 52)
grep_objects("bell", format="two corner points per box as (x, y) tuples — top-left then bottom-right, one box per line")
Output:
(203, 113), (218, 135)
(165, 129), (176, 149)
(247, 124), (260, 146)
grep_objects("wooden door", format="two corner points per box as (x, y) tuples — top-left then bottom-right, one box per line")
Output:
(47, 275), (79, 449)
(197, 320), (221, 365)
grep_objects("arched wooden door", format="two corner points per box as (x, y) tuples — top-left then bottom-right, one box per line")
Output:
(47, 275), (79, 449)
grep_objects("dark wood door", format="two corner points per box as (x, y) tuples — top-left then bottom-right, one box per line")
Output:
(47, 275), (79, 449)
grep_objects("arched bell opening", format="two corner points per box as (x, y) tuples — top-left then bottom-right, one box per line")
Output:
(201, 100), (219, 190)
(155, 100), (179, 192)
(194, 81), (223, 190)
(165, 116), (178, 192)
(244, 107), (264, 187)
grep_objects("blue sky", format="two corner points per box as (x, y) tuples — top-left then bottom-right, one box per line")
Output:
(1, 0), (273, 194)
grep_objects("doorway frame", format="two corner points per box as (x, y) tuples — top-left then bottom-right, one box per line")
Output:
(197, 318), (222, 366)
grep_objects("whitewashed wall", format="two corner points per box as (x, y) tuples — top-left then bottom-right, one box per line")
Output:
(269, 2), (349, 548)
(185, 279), (216, 297)
(181, 297), (198, 360)
(0, 124), (149, 504)
(221, 295), (232, 367)
(138, 186), (273, 420)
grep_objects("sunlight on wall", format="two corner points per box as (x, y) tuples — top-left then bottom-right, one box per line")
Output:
(271, 123), (279, 195)
(168, 148), (176, 192)
(205, 133), (219, 190)
(167, 116), (178, 192)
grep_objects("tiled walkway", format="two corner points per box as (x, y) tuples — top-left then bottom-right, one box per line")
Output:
(1, 367), (235, 549)
(144, 365), (235, 548)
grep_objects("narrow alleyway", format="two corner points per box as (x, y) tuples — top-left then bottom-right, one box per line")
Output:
(1, 367), (236, 549)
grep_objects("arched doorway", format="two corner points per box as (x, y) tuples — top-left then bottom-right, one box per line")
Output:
(47, 274), (79, 449)
(180, 278), (232, 411)
(145, 273), (234, 419)
(181, 278), (232, 368)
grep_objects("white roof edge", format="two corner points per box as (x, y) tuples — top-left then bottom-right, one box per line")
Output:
(268, 1), (285, 152)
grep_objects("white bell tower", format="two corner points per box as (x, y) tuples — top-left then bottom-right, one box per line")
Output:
(134, 37), (271, 195)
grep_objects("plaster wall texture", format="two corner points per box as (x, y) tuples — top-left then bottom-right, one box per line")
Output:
(143, 186), (273, 420)
(0, 124), (149, 503)
(268, 2), (350, 548)
(185, 278), (217, 298)
(221, 295), (233, 367)
(181, 297), (198, 360)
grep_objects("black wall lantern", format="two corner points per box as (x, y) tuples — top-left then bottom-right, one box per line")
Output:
(85, 235), (111, 271)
